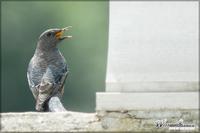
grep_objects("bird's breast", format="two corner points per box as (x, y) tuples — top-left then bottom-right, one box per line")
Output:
(30, 50), (67, 85)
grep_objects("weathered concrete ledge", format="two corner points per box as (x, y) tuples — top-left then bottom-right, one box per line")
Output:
(1, 110), (199, 132)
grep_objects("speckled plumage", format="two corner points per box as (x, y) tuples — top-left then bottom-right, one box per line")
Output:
(27, 27), (71, 111)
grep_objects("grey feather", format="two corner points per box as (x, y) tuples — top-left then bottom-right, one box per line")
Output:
(27, 28), (70, 111)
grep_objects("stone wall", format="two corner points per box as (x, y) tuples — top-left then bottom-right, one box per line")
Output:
(1, 110), (198, 132)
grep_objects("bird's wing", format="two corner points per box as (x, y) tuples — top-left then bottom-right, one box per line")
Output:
(27, 60), (35, 88)
(36, 64), (68, 111)
(27, 59), (40, 99)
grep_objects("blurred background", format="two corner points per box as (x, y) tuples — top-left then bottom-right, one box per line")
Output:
(1, 1), (108, 112)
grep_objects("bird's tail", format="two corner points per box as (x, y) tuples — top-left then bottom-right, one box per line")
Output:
(35, 82), (54, 111)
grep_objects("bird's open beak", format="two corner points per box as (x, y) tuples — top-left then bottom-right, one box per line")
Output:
(55, 26), (72, 40)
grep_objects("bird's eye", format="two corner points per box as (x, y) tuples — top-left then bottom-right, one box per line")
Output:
(46, 32), (52, 37)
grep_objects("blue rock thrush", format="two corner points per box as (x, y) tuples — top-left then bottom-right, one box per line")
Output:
(27, 26), (72, 111)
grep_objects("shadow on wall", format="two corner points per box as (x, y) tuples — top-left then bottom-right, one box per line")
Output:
(1, 1), (108, 112)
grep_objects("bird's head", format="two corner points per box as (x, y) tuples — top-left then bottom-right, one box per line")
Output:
(38, 26), (72, 49)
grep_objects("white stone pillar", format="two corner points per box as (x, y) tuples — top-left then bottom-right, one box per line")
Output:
(96, 1), (199, 111)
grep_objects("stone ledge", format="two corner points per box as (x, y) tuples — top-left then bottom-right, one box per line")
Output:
(0, 111), (100, 132)
(106, 81), (199, 92)
(96, 92), (198, 110)
(1, 110), (199, 132)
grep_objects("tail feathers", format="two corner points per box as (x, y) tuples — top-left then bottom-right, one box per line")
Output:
(35, 82), (54, 111)
(35, 82), (64, 111)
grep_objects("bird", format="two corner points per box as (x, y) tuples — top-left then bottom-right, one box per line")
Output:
(27, 26), (72, 111)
